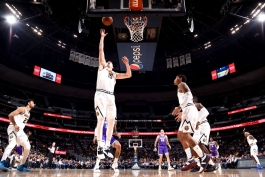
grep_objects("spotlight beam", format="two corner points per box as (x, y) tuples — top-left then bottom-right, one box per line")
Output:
(2, 0), (42, 5)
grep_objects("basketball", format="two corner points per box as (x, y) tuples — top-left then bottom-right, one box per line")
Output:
(102, 17), (113, 26)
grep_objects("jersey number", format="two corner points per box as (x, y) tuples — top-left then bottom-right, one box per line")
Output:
(160, 138), (165, 142)
(108, 73), (113, 79)
(23, 118), (28, 124)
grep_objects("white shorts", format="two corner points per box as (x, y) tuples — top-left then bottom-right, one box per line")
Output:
(8, 125), (29, 147)
(250, 145), (258, 156)
(193, 121), (211, 145)
(94, 91), (116, 120)
(178, 105), (198, 133)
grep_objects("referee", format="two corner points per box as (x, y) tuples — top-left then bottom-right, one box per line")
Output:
(47, 142), (58, 169)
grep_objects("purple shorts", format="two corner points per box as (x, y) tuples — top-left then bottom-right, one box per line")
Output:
(211, 151), (219, 157)
(16, 146), (23, 155)
(102, 135), (117, 145)
(158, 146), (168, 155)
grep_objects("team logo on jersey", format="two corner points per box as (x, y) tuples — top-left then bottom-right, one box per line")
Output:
(202, 138), (206, 142)
(96, 112), (99, 117)
(184, 126), (189, 131)
(23, 114), (29, 118)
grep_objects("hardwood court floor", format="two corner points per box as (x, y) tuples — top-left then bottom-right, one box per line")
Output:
(0, 168), (264, 177)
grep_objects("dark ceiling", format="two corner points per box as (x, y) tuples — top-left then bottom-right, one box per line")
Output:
(0, 0), (265, 92)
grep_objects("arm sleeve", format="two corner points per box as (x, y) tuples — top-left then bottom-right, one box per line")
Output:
(179, 92), (193, 108)
(198, 107), (209, 122)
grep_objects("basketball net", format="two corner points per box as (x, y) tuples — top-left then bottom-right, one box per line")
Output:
(124, 16), (148, 42)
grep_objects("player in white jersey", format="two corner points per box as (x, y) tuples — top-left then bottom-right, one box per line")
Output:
(243, 128), (263, 169)
(94, 29), (132, 159)
(190, 97), (216, 172)
(172, 74), (210, 173)
(0, 99), (35, 172)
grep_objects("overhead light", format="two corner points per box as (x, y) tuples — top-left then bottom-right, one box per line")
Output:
(58, 41), (61, 43)
(62, 46), (65, 48)
(235, 28), (239, 31)
(231, 31), (235, 34)
(258, 13), (265, 22)
(244, 20), (250, 24)
(33, 29), (37, 32)
(252, 9), (261, 18)
(37, 32), (41, 35)
(194, 34), (198, 37)
(261, 3), (265, 9)
(58, 44), (61, 46)
(63, 43), (66, 45)
(73, 34), (77, 38)
(26, 23), (30, 26)
(6, 15), (17, 25)
(230, 28), (233, 31)
(40, 30), (42, 32)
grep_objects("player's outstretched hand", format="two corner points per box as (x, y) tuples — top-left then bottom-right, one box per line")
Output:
(153, 147), (157, 152)
(122, 56), (129, 65)
(100, 28), (108, 37)
(174, 112), (182, 122)
(172, 107), (181, 116)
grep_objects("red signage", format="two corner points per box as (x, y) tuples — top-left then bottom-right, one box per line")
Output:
(0, 117), (264, 135)
(228, 106), (257, 115)
(55, 151), (66, 155)
(55, 74), (62, 84)
(44, 113), (72, 119)
(229, 63), (236, 74)
(33, 65), (41, 76)
(211, 70), (217, 80)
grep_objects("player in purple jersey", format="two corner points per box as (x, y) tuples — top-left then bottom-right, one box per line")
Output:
(209, 137), (219, 163)
(94, 118), (121, 173)
(154, 129), (174, 171)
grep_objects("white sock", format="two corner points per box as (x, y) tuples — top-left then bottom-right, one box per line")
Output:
(159, 165), (161, 168)
(113, 158), (118, 165)
(185, 148), (192, 159)
(195, 157), (201, 167)
(21, 142), (30, 164)
(192, 145), (205, 160)
(95, 158), (100, 168)
(106, 118), (115, 147)
(253, 155), (261, 165)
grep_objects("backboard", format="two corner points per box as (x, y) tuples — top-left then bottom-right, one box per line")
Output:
(87, 0), (186, 17)
(129, 139), (142, 148)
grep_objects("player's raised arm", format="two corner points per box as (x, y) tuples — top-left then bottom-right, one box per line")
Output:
(98, 29), (108, 70)
(116, 56), (132, 79)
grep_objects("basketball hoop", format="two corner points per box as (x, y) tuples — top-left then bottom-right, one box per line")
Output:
(124, 16), (148, 42)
